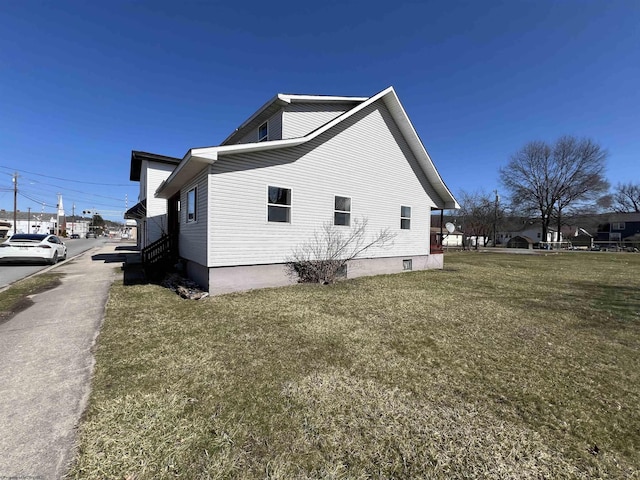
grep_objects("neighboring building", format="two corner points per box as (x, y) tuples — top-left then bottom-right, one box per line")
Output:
(561, 226), (594, 249)
(131, 86), (459, 294)
(497, 222), (562, 248)
(125, 151), (182, 249)
(595, 212), (640, 248)
(430, 226), (464, 248)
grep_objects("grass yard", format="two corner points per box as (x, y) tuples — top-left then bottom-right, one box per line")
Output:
(69, 252), (640, 479)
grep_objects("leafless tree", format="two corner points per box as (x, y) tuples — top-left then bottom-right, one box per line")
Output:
(456, 190), (503, 248)
(611, 182), (640, 213)
(500, 136), (607, 242)
(286, 217), (396, 284)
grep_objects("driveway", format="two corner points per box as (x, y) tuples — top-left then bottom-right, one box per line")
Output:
(0, 243), (132, 479)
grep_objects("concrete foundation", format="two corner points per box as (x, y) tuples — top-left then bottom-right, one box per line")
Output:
(186, 254), (444, 296)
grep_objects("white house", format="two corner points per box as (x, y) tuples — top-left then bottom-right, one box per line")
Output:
(125, 151), (182, 249)
(132, 86), (459, 294)
(498, 224), (562, 248)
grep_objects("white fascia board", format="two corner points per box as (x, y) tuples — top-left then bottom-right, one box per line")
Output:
(279, 94), (369, 103)
(155, 150), (214, 199)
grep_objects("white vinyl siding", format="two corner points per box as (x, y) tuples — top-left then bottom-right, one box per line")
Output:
(142, 161), (175, 248)
(235, 112), (283, 144)
(179, 166), (209, 266)
(205, 101), (436, 267)
(281, 103), (354, 139)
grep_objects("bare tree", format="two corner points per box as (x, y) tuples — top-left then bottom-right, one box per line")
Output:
(500, 136), (607, 242)
(286, 217), (396, 284)
(611, 182), (640, 213)
(456, 190), (503, 248)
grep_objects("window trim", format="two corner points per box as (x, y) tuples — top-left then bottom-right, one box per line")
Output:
(400, 205), (411, 230)
(186, 187), (197, 223)
(267, 185), (292, 224)
(334, 195), (352, 226)
(258, 121), (268, 142)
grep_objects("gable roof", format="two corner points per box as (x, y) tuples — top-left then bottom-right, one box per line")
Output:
(155, 87), (459, 209)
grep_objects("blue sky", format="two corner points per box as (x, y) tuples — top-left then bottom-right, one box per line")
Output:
(0, 0), (638, 221)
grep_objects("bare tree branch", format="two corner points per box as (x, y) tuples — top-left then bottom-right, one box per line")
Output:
(287, 217), (396, 284)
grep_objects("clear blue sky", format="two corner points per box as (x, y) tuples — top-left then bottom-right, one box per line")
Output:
(1, 0), (638, 221)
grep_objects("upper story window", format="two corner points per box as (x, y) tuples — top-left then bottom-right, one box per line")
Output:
(258, 122), (268, 142)
(401, 206), (411, 229)
(613, 222), (625, 230)
(187, 187), (197, 223)
(267, 186), (291, 223)
(334, 196), (351, 226)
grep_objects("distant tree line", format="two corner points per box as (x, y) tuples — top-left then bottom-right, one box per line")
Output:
(454, 135), (639, 244)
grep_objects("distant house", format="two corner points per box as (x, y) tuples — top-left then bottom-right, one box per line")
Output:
(129, 86), (459, 294)
(497, 222), (562, 248)
(595, 212), (640, 248)
(561, 226), (594, 249)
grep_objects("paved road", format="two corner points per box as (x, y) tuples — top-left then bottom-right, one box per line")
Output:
(0, 242), (130, 479)
(0, 237), (108, 289)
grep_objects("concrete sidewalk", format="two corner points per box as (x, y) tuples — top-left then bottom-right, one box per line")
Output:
(0, 243), (132, 479)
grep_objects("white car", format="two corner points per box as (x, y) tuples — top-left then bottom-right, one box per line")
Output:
(0, 234), (67, 265)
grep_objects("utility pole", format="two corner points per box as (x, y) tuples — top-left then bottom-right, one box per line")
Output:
(12, 172), (18, 235)
(27, 207), (31, 233)
(493, 190), (499, 247)
(72, 203), (75, 235)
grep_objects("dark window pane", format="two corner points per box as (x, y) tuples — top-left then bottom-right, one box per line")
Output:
(187, 188), (196, 222)
(268, 205), (290, 223)
(401, 218), (411, 230)
(401, 206), (411, 218)
(259, 122), (268, 141)
(334, 212), (350, 226)
(335, 196), (351, 212)
(268, 186), (290, 206)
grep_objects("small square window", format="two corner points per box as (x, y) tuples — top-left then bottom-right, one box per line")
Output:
(403, 259), (412, 271)
(268, 186), (291, 223)
(401, 205), (411, 230)
(258, 122), (268, 142)
(187, 187), (197, 223)
(334, 196), (351, 226)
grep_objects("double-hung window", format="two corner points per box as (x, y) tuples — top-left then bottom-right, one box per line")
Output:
(258, 122), (268, 142)
(334, 196), (351, 226)
(187, 187), (197, 223)
(267, 186), (291, 223)
(401, 206), (411, 229)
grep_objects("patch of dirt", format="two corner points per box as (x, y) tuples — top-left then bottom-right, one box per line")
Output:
(0, 276), (63, 326)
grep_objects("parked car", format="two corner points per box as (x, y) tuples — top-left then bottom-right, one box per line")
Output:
(86, 232), (97, 238)
(0, 234), (67, 264)
(70, 233), (80, 239)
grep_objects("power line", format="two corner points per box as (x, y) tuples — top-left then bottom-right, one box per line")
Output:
(0, 166), (132, 187)
(20, 178), (126, 202)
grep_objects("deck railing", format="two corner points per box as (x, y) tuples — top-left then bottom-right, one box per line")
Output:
(141, 234), (177, 268)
